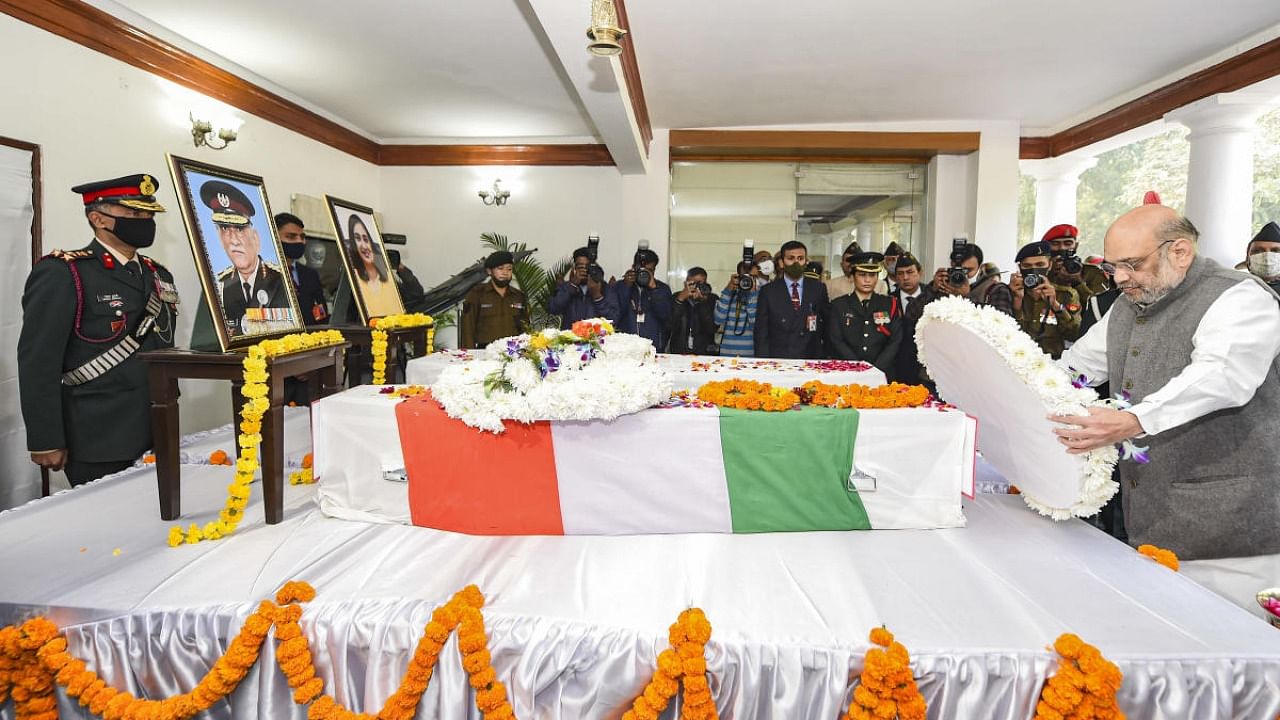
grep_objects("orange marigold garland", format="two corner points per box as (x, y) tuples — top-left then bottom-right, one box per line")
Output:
(1136, 544), (1179, 571)
(796, 381), (931, 410)
(0, 580), (513, 720)
(841, 626), (926, 720)
(622, 608), (719, 720)
(1034, 633), (1125, 720)
(696, 379), (800, 412)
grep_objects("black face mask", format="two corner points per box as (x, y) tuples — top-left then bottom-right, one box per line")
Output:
(492, 278), (511, 288)
(107, 215), (156, 248)
(283, 242), (307, 260)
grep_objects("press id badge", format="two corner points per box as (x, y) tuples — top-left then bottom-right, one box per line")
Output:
(636, 311), (646, 324)
(806, 314), (817, 332)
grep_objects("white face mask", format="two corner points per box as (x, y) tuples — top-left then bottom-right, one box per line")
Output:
(1249, 251), (1280, 279)
(757, 260), (775, 276)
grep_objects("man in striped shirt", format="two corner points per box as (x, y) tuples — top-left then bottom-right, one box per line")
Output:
(715, 260), (759, 357)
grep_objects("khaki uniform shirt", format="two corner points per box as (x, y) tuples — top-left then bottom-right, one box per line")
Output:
(461, 282), (530, 349)
(1017, 282), (1082, 359)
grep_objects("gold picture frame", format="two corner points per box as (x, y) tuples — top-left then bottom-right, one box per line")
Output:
(323, 195), (404, 324)
(167, 154), (304, 351)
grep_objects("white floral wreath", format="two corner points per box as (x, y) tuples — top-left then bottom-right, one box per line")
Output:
(916, 297), (1118, 520)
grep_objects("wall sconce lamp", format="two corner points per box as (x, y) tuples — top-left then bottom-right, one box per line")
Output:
(190, 113), (238, 150)
(587, 0), (627, 57)
(478, 180), (511, 207)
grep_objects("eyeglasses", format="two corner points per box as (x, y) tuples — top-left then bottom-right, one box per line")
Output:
(1100, 239), (1173, 276)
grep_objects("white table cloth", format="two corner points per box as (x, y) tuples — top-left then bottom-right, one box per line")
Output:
(2, 414), (1279, 719)
(406, 351), (888, 393)
(313, 385), (976, 530)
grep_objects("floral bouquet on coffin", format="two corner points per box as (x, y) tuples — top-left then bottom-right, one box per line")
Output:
(916, 297), (1118, 519)
(432, 318), (672, 433)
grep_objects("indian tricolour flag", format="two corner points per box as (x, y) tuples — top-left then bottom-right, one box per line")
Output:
(396, 394), (966, 536)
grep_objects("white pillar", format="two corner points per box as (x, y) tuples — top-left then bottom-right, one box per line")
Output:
(1021, 155), (1098, 241)
(1166, 93), (1277, 266)
(856, 218), (883, 250)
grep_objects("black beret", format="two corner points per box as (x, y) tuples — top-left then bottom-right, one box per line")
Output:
(1251, 222), (1280, 246)
(1015, 241), (1053, 263)
(485, 251), (514, 269)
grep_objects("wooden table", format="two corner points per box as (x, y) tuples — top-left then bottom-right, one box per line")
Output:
(333, 324), (430, 386)
(141, 344), (347, 524)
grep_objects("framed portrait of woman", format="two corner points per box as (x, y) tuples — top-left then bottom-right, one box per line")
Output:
(323, 196), (404, 323)
(168, 155), (304, 351)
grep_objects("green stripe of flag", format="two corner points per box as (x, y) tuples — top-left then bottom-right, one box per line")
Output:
(719, 406), (870, 532)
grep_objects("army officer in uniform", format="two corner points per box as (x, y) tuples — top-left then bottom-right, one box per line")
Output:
(461, 251), (530, 348)
(202, 180), (293, 336)
(1013, 240), (1082, 359)
(827, 252), (902, 373)
(19, 174), (179, 485)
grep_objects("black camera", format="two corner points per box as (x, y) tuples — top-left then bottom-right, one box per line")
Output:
(695, 281), (713, 296)
(1020, 267), (1046, 289)
(633, 239), (652, 287)
(586, 235), (604, 284)
(947, 237), (971, 287)
(735, 240), (755, 292)
(1054, 250), (1083, 275)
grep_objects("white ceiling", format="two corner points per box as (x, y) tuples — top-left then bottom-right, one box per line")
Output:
(93, 0), (1280, 143)
(629, 0), (1280, 133)
(104, 0), (599, 141)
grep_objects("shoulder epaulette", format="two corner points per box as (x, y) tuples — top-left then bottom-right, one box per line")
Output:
(216, 267), (235, 281)
(140, 254), (166, 272)
(262, 260), (281, 273)
(48, 249), (94, 262)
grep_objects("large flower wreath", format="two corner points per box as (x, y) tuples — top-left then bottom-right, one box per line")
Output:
(432, 319), (672, 433)
(916, 297), (1118, 519)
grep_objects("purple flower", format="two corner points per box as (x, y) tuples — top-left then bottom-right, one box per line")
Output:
(1119, 439), (1151, 464)
(544, 350), (561, 374)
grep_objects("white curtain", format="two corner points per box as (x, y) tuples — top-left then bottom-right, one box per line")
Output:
(0, 144), (38, 510)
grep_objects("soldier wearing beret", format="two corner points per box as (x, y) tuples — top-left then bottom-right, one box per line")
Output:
(1013, 240), (1082, 359)
(1244, 221), (1280, 293)
(202, 180), (292, 337)
(1044, 223), (1110, 305)
(460, 251), (530, 348)
(827, 252), (902, 373)
(18, 174), (179, 485)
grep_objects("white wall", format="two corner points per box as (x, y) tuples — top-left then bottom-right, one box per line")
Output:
(0, 15), (381, 462)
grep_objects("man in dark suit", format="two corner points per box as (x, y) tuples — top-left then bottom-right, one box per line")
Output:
(275, 212), (329, 326)
(828, 252), (901, 373)
(19, 173), (179, 485)
(201, 180), (292, 336)
(754, 240), (829, 359)
(890, 253), (938, 387)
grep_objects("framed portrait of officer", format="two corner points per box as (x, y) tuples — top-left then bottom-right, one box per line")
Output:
(167, 155), (304, 351)
(323, 195), (404, 323)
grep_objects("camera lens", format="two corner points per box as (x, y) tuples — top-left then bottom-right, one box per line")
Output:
(947, 267), (968, 286)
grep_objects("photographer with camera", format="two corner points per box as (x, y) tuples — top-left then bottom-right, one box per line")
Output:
(1012, 240), (1082, 359)
(1044, 224), (1110, 304)
(716, 259), (760, 357)
(616, 243), (673, 349)
(669, 267), (718, 354)
(932, 240), (1014, 316)
(549, 241), (620, 329)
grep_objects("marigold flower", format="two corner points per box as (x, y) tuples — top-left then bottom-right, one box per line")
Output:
(468, 666), (497, 690)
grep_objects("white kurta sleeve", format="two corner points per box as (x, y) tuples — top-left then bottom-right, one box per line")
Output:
(1129, 279), (1280, 436)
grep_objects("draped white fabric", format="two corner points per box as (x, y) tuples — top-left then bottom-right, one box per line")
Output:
(405, 352), (888, 394)
(0, 143), (38, 510)
(312, 385), (975, 529)
(2, 413), (1279, 718)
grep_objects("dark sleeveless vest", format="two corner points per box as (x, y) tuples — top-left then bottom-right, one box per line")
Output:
(1106, 255), (1280, 560)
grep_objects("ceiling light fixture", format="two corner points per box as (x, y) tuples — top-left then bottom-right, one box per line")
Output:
(190, 113), (237, 150)
(479, 179), (511, 207)
(586, 0), (627, 57)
